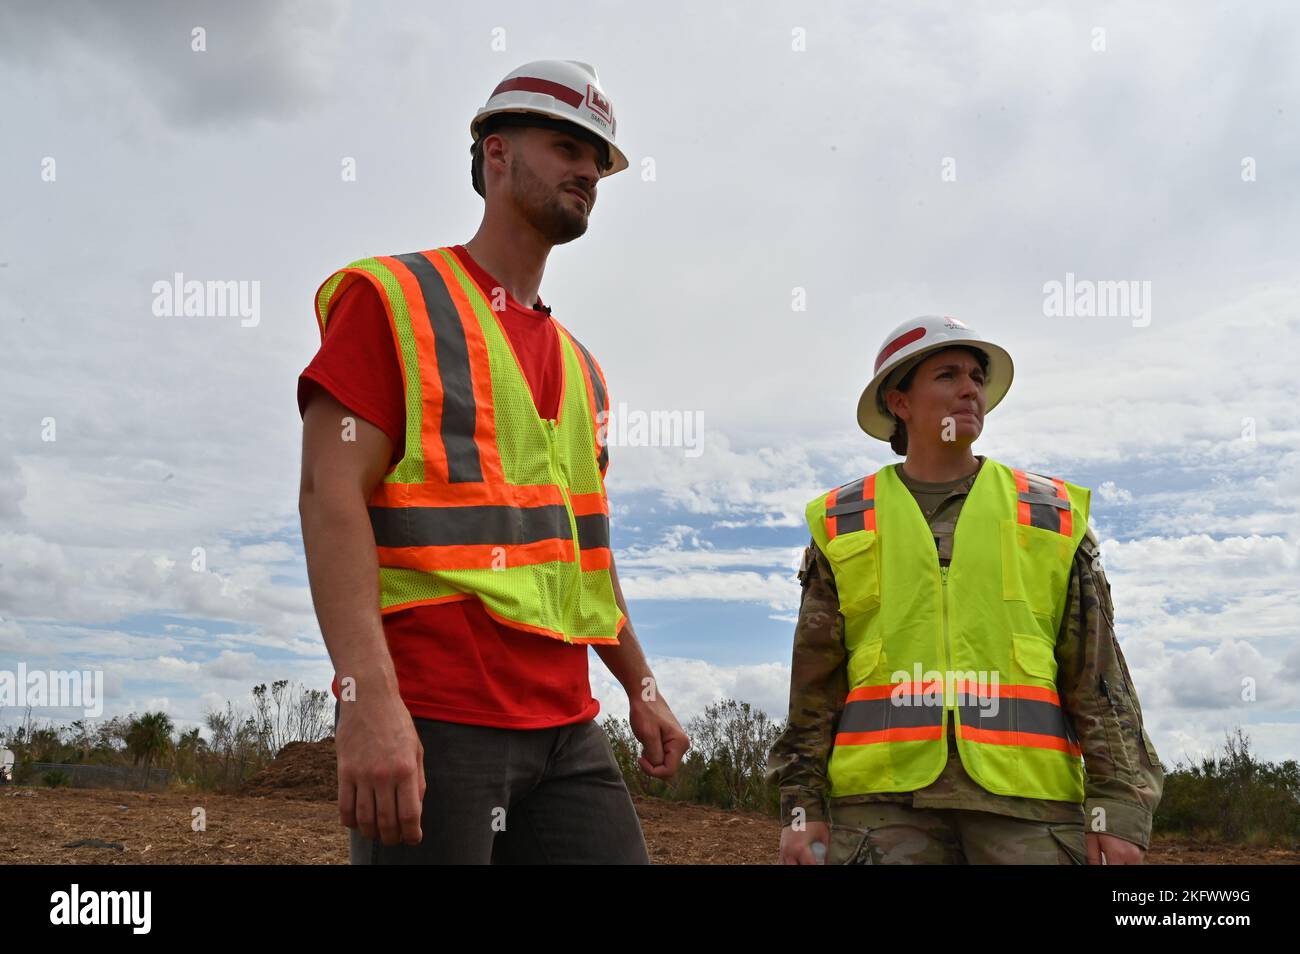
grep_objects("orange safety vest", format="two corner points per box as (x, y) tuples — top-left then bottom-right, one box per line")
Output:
(312, 247), (624, 644)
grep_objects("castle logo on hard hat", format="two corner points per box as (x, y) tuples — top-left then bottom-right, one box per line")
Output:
(586, 85), (612, 120)
(942, 315), (968, 330)
(586, 85), (613, 131)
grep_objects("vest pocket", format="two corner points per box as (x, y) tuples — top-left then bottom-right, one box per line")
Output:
(824, 530), (881, 617)
(1011, 631), (1057, 681)
(845, 633), (884, 685)
(1001, 518), (1074, 623)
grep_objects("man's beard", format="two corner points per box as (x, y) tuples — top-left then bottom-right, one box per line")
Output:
(510, 154), (588, 245)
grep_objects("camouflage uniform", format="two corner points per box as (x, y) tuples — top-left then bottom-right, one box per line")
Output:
(767, 456), (1163, 863)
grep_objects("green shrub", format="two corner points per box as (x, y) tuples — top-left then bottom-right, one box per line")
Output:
(1154, 727), (1300, 846)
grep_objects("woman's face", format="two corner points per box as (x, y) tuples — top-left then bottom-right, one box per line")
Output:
(886, 347), (987, 449)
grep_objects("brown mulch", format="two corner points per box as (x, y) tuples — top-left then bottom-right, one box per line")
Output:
(1141, 835), (1300, 865)
(0, 786), (345, 864)
(241, 740), (338, 801)
(632, 794), (780, 864)
(2, 751), (1295, 864)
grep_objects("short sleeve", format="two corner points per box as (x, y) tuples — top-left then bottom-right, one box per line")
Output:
(297, 278), (406, 463)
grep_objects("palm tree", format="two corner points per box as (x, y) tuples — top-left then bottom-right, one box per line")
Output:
(126, 712), (174, 788)
(174, 727), (204, 782)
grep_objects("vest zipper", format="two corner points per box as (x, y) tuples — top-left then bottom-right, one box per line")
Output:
(547, 417), (581, 643)
(940, 563), (952, 751)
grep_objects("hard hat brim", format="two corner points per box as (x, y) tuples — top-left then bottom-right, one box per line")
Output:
(856, 338), (1014, 441)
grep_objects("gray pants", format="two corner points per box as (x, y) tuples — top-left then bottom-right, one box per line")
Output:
(336, 702), (650, 864)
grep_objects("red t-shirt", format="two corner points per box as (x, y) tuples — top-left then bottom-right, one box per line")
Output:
(298, 245), (601, 729)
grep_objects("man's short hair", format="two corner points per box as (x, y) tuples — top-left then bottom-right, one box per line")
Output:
(470, 113), (612, 198)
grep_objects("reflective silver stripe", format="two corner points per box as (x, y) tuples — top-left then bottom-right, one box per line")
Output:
(392, 252), (483, 484)
(827, 498), (876, 517)
(370, 504), (569, 548)
(1019, 471), (1069, 533)
(840, 694), (1078, 744)
(575, 512), (610, 551)
(838, 695), (945, 734)
(831, 477), (870, 534)
(957, 697), (1077, 742)
(1017, 491), (1069, 510)
(567, 334), (609, 475)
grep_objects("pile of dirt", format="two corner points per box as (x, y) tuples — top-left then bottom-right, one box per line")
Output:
(241, 739), (337, 801)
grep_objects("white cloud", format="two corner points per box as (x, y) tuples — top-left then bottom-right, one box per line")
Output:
(155, 655), (202, 676)
(205, 650), (260, 681)
(0, 0), (349, 131)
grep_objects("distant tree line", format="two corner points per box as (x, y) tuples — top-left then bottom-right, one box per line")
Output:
(0, 679), (331, 792)
(602, 703), (1299, 847)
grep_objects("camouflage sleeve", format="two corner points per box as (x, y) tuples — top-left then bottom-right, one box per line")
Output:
(765, 537), (848, 827)
(1056, 527), (1164, 850)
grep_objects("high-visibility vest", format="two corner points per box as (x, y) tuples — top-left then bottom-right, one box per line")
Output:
(312, 247), (624, 645)
(806, 457), (1090, 802)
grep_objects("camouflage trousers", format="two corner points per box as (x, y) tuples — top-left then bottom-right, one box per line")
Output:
(827, 802), (1088, 865)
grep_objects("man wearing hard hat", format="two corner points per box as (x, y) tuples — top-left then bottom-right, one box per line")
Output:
(768, 316), (1163, 864)
(298, 60), (687, 863)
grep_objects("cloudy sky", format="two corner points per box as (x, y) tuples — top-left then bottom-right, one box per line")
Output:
(1, 0), (1297, 769)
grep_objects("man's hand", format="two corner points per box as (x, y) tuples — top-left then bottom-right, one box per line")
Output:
(628, 694), (689, 780)
(780, 821), (830, 864)
(336, 694), (426, 847)
(1087, 831), (1146, 865)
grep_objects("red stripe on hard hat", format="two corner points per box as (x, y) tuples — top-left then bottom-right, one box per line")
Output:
(874, 326), (927, 373)
(491, 77), (584, 108)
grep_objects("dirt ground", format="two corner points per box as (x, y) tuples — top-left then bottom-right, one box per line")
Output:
(5, 787), (1297, 865)
(4, 739), (1295, 864)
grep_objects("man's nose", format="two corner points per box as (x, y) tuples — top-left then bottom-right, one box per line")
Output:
(573, 155), (600, 187)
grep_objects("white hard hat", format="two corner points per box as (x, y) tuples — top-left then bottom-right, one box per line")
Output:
(471, 60), (628, 176)
(856, 315), (1014, 441)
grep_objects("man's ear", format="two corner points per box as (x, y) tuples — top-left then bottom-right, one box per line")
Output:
(482, 128), (515, 181)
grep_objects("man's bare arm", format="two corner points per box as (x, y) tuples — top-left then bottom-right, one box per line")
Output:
(592, 558), (690, 779)
(299, 387), (425, 846)
(300, 389), (395, 693)
(592, 559), (653, 694)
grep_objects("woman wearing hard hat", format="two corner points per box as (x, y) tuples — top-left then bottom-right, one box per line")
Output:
(767, 316), (1162, 864)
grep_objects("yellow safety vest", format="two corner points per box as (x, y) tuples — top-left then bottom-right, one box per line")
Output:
(806, 457), (1090, 801)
